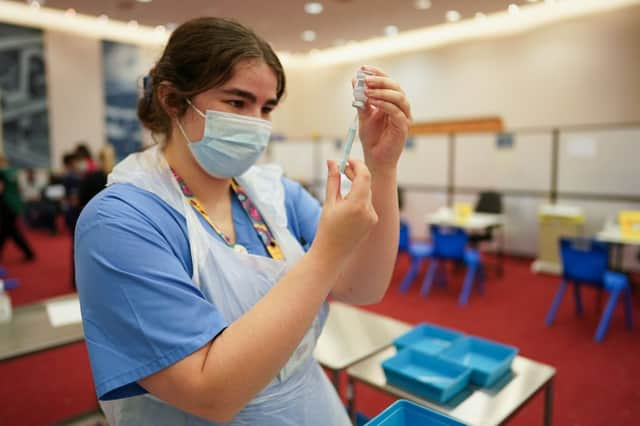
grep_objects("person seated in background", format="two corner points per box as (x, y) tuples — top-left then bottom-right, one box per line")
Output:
(0, 155), (35, 262)
(21, 168), (58, 235)
(74, 143), (97, 174)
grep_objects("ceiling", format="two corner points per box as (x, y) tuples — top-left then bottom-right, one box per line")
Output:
(8, 0), (544, 52)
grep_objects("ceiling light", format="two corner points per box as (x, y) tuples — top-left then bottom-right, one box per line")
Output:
(508, 4), (520, 15)
(304, 2), (323, 14)
(475, 12), (487, 20)
(28, 1), (40, 10)
(445, 10), (461, 22)
(64, 8), (75, 18)
(127, 20), (139, 28)
(414, 0), (432, 10)
(154, 25), (165, 33)
(384, 25), (399, 36)
(136, 0), (153, 3)
(98, 14), (109, 23)
(301, 30), (317, 42)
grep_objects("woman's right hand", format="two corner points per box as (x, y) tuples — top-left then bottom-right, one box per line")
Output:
(310, 159), (379, 271)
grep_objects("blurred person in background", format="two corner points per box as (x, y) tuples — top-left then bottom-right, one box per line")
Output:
(0, 154), (35, 262)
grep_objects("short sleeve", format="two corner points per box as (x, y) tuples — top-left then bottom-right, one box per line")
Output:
(282, 177), (322, 251)
(75, 185), (228, 400)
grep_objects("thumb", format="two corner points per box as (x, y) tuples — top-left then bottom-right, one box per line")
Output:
(324, 160), (341, 206)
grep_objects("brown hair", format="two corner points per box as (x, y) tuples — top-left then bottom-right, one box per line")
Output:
(137, 17), (286, 138)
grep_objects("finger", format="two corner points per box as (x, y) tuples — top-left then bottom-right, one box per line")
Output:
(365, 88), (411, 120)
(360, 64), (389, 78)
(324, 160), (341, 206)
(363, 75), (404, 94)
(368, 98), (411, 129)
(344, 159), (372, 201)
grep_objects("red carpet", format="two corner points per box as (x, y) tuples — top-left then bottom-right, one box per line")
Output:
(1, 227), (639, 425)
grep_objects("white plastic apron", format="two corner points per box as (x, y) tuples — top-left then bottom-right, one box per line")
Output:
(100, 146), (349, 426)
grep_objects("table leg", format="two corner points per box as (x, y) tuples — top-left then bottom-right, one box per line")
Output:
(544, 378), (554, 426)
(347, 376), (356, 425)
(498, 227), (505, 278)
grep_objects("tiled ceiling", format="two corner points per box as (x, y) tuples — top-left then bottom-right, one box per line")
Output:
(10, 0), (544, 52)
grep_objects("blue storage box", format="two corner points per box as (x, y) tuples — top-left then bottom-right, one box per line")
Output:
(393, 323), (465, 356)
(365, 400), (467, 426)
(439, 336), (518, 387)
(382, 349), (472, 404)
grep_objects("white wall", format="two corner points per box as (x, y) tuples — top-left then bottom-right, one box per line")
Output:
(273, 5), (640, 137)
(44, 31), (105, 171)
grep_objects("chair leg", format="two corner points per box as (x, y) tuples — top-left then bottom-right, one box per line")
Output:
(623, 289), (633, 330)
(435, 262), (448, 287)
(458, 265), (476, 306)
(545, 280), (568, 326)
(421, 260), (438, 297)
(477, 264), (485, 295)
(594, 289), (621, 342)
(399, 256), (422, 293)
(573, 282), (583, 316)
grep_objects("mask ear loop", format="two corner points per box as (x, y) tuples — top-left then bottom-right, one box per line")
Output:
(177, 98), (205, 144)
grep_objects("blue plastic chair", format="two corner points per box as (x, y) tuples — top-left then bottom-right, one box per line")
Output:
(398, 220), (410, 254)
(400, 225), (484, 305)
(545, 238), (633, 342)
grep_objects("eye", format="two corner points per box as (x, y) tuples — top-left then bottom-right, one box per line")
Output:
(226, 100), (244, 109)
(261, 106), (274, 115)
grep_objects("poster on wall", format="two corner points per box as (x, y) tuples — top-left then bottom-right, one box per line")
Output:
(102, 40), (145, 161)
(0, 23), (50, 168)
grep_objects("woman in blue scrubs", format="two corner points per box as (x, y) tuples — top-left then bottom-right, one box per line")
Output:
(75, 17), (411, 425)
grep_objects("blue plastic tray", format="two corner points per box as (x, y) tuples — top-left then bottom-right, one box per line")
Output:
(394, 323), (465, 356)
(382, 349), (472, 404)
(439, 336), (518, 387)
(365, 400), (467, 426)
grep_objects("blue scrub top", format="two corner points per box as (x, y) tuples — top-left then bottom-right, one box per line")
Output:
(75, 178), (321, 400)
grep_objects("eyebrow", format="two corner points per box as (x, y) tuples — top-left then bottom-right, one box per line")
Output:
(221, 88), (278, 106)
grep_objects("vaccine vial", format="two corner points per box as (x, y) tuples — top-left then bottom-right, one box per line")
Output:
(352, 70), (373, 109)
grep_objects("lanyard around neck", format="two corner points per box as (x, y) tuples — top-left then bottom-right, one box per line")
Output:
(171, 168), (285, 260)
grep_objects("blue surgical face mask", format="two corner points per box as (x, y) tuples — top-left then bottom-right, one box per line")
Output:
(176, 100), (272, 178)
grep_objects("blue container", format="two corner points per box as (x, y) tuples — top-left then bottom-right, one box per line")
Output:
(382, 349), (472, 404)
(394, 323), (465, 356)
(365, 400), (467, 426)
(439, 336), (518, 387)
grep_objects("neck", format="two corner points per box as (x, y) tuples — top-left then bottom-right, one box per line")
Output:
(163, 135), (231, 206)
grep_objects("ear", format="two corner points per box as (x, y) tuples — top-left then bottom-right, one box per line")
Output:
(157, 82), (182, 119)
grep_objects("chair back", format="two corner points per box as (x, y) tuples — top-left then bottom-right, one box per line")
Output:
(475, 191), (503, 214)
(430, 224), (468, 260)
(560, 238), (609, 285)
(399, 220), (410, 253)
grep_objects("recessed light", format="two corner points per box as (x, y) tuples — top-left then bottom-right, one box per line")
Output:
(136, 0), (153, 3)
(384, 25), (399, 36)
(508, 4), (520, 15)
(445, 10), (461, 22)
(301, 30), (317, 42)
(414, 0), (432, 10)
(304, 2), (323, 14)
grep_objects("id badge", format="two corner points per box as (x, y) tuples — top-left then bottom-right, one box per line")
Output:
(277, 319), (317, 382)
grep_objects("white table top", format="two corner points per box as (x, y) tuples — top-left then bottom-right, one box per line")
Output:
(314, 302), (411, 371)
(596, 226), (640, 246)
(347, 346), (555, 426)
(0, 294), (84, 361)
(425, 208), (504, 232)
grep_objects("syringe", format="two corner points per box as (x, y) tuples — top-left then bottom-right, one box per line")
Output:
(339, 112), (359, 174)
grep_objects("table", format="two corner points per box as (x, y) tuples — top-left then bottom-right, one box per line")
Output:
(597, 226), (640, 271)
(314, 301), (412, 389)
(347, 346), (556, 426)
(426, 209), (505, 276)
(0, 294), (83, 361)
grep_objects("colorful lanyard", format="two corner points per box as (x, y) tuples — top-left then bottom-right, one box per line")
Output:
(171, 168), (284, 260)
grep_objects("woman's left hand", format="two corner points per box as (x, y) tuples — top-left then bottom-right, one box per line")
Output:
(355, 65), (411, 176)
